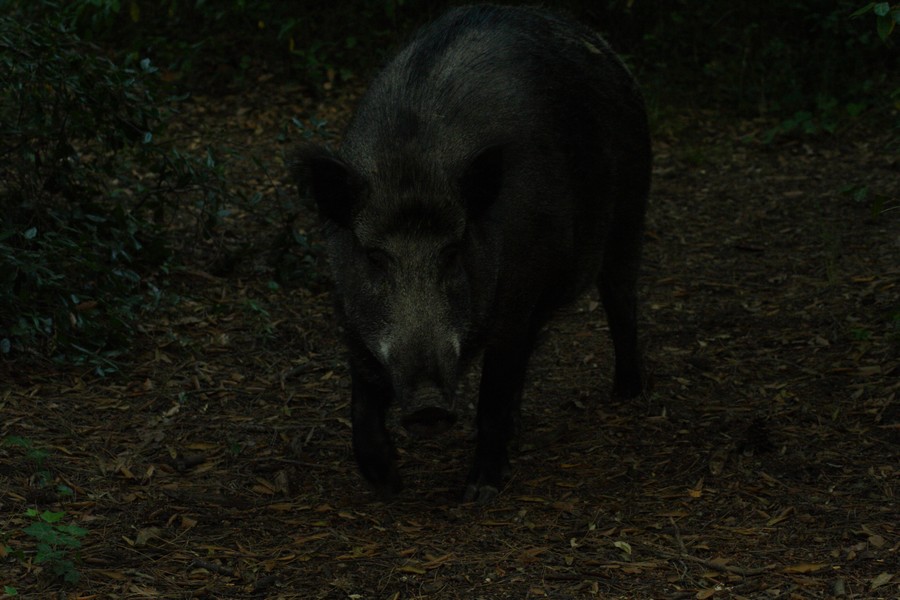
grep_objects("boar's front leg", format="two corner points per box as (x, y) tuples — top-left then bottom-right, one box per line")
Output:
(464, 334), (536, 503)
(350, 366), (402, 497)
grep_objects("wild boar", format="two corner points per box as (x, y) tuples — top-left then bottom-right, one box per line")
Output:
(294, 4), (651, 502)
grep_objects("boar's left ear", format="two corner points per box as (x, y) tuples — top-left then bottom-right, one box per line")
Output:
(460, 143), (506, 220)
(292, 144), (365, 228)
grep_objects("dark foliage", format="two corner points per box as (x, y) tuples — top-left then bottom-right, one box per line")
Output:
(616, 0), (898, 131)
(0, 8), (249, 370)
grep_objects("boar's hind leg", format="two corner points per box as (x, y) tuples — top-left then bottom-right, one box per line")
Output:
(464, 333), (536, 503)
(599, 226), (644, 399)
(350, 371), (402, 497)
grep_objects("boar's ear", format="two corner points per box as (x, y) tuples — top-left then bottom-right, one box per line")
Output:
(460, 143), (506, 220)
(292, 145), (364, 228)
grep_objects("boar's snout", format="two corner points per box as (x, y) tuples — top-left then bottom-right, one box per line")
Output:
(383, 331), (462, 439)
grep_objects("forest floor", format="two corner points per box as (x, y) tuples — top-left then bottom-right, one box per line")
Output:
(2, 78), (898, 599)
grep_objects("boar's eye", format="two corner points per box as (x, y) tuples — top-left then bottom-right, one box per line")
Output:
(365, 248), (392, 270)
(439, 243), (463, 276)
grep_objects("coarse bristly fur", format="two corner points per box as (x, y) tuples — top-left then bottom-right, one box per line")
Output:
(292, 4), (651, 503)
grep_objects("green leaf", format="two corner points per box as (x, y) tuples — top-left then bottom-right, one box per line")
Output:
(41, 511), (66, 524)
(850, 2), (876, 18)
(23, 227), (37, 240)
(62, 566), (81, 584)
(852, 186), (870, 202)
(846, 102), (866, 117)
(2, 437), (33, 449)
(56, 524), (89, 539)
(3, 584), (18, 595)
(873, 2), (890, 17)
(34, 542), (58, 562)
(876, 14), (894, 39)
(23, 521), (54, 540)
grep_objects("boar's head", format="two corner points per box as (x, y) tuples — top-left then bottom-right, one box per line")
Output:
(295, 143), (506, 425)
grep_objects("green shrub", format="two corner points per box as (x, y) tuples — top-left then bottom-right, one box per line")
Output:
(21, 509), (88, 584)
(2, 0), (417, 89)
(852, 2), (900, 40)
(629, 1), (896, 114)
(0, 11), (246, 370)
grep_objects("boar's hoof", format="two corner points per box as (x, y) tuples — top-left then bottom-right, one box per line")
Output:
(463, 482), (499, 504)
(401, 406), (457, 438)
(463, 458), (509, 503)
(371, 478), (403, 501)
(366, 466), (403, 500)
(612, 375), (643, 399)
(357, 449), (403, 499)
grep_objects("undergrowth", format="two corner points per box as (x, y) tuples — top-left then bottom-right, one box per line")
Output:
(0, 12), (251, 372)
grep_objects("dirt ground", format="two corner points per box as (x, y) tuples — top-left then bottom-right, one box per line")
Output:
(1, 78), (898, 599)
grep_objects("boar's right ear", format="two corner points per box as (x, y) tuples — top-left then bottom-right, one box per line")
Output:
(292, 145), (364, 228)
(460, 143), (506, 220)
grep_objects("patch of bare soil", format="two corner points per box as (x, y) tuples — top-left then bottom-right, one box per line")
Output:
(2, 80), (898, 599)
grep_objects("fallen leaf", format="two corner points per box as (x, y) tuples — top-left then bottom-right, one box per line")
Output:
(293, 532), (329, 545)
(766, 506), (794, 526)
(398, 565), (426, 574)
(689, 479), (704, 498)
(516, 496), (550, 503)
(656, 510), (689, 518)
(708, 447), (728, 475)
(185, 442), (219, 450)
(97, 570), (128, 580)
(336, 544), (378, 559)
(422, 553), (452, 568)
(134, 527), (163, 547)
(614, 541), (632, 556)
(870, 572), (894, 590)
(783, 563), (827, 573)
(268, 502), (303, 512)
(518, 547), (547, 563)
